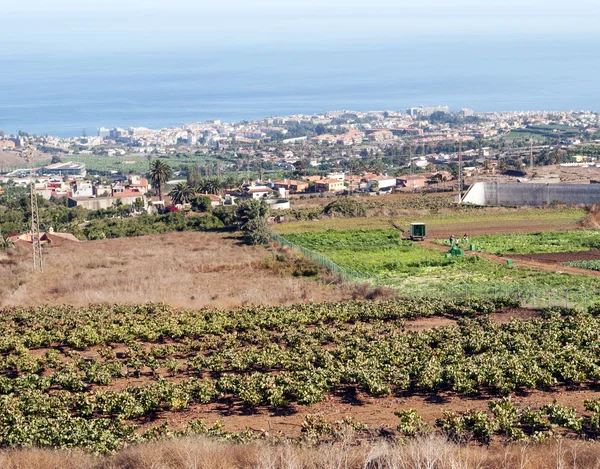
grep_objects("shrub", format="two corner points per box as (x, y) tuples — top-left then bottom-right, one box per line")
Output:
(324, 197), (366, 218)
(191, 196), (212, 213)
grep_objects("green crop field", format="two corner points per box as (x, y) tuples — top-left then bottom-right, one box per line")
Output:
(275, 207), (585, 235)
(563, 260), (600, 271)
(284, 229), (600, 304)
(445, 230), (600, 255)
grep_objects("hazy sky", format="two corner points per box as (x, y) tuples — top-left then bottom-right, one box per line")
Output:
(2, 0), (598, 54)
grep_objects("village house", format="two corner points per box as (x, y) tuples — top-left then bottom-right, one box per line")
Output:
(397, 175), (427, 189)
(366, 175), (397, 192)
(128, 175), (151, 194)
(315, 178), (345, 193)
(272, 179), (309, 193)
(243, 185), (272, 199)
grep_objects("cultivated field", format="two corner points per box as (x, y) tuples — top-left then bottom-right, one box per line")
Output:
(4, 203), (600, 466)
(0, 231), (351, 309)
(276, 207), (586, 236)
(283, 228), (600, 305)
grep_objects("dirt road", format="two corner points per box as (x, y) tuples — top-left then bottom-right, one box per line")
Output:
(420, 240), (600, 278)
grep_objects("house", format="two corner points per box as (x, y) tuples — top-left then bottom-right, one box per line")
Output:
(128, 175), (151, 194)
(311, 134), (338, 146)
(203, 193), (223, 207)
(397, 175), (427, 189)
(93, 184), (112, 197)
(244, 185), (272, 199)
(9, 230), (79, 247)
(368, 130), (394, 142)
(272, 179), (309, 193)
(68, 193), (145, 210)
(367, 176), (397, 192)
(72, 181), (93, 198)
(315, 178), (345, 193)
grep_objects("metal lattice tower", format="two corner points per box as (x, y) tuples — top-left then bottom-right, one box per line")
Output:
(23, 147), (43, 272)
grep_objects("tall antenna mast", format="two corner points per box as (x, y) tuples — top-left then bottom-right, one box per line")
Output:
(23, 147), (43, 272)
(458, 142), (463, 203)
(529, 138), (534, 174)
(409, 143), (415, 192)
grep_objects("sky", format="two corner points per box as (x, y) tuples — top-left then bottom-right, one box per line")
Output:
(2, 0), (599, 55)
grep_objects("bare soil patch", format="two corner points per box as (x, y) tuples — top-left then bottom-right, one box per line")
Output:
(0, 231), (352, 309)
(513, 250), (600, 263)
(145, 385), (600, 437)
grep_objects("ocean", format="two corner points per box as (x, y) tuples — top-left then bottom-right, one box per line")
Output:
(1, 35), (598, 137)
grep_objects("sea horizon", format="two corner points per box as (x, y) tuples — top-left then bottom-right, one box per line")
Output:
(2, 34), (599, 138)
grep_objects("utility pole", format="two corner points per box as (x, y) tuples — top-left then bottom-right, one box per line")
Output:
(458, 142), (463, 203)
(23, 147), (43, 272)
(409, 143), (415, 192)
(529, 138), (534, 175)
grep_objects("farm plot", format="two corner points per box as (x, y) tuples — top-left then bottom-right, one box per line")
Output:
(7, 299), (600, 451)
(276, 207), (585, 235)
(285, 229), (600, 304)
(453, 230), (600, 255)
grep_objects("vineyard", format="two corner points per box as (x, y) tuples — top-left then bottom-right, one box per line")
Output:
(6, 298), (600, 452)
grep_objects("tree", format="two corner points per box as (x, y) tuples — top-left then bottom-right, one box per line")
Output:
(191, 195), (212, 212)
(315, 124), (328, 135)
(0, 232), (13, 250)
(293, 159), (307, 176)
(169, 182), (194, 205)
(236, 199), (270, 245)
(324, 198), (366, 217)
(50, 154), (63, 165)
(149, 160), (173, 202)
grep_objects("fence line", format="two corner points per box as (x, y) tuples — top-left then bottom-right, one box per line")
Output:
(269, 231), (369, 281)
(270, 231), (599, 308)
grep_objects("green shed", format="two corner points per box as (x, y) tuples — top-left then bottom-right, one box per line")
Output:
(410, 223), (426, 241)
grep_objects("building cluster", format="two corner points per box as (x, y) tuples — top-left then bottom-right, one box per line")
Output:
(0, 161), (152, 211)
(1, 108), (597, 172)
(241, 168), (453, 198)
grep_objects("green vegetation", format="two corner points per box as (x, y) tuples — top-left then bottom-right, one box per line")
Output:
(563, 260), (600, 271)
(149, 159), (173, 201)
(81, 212), (224, 240)
(237, 199), (270, 245)
(276, 207), (585, 234)
(284, 229), (600, 303)
(0, 193), (226, 241)
(9, 300), (600, 450)
(461, 230), (600, 255)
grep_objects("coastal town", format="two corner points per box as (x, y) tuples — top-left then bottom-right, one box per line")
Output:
(1, 107), (600, 213)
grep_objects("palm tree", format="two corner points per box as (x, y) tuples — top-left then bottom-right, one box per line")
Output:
(169, 182), (194, 205)
(149, 160), (172, 202)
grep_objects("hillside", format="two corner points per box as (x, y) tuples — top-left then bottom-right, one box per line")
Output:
(0, 231), (350, 308)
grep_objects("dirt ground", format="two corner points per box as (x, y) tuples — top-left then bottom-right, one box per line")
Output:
(513, 250), (600, 263)
(163, 386), (600, 437)
(420, 240), (600, 278)
(0, 231), (352, 309)
(426, 221), (581, 238)
(135, 307), (598, 437)
(0, 149), (48, 169)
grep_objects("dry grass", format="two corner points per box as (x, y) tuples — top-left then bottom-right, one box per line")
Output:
(583, 204), (600, 229)
(0, 231), (359, 309)
(0, 245), (30, 301)
(2, 436), (600, 469)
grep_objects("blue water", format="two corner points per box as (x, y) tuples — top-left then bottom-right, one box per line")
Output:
(1, 36), (598, 137)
